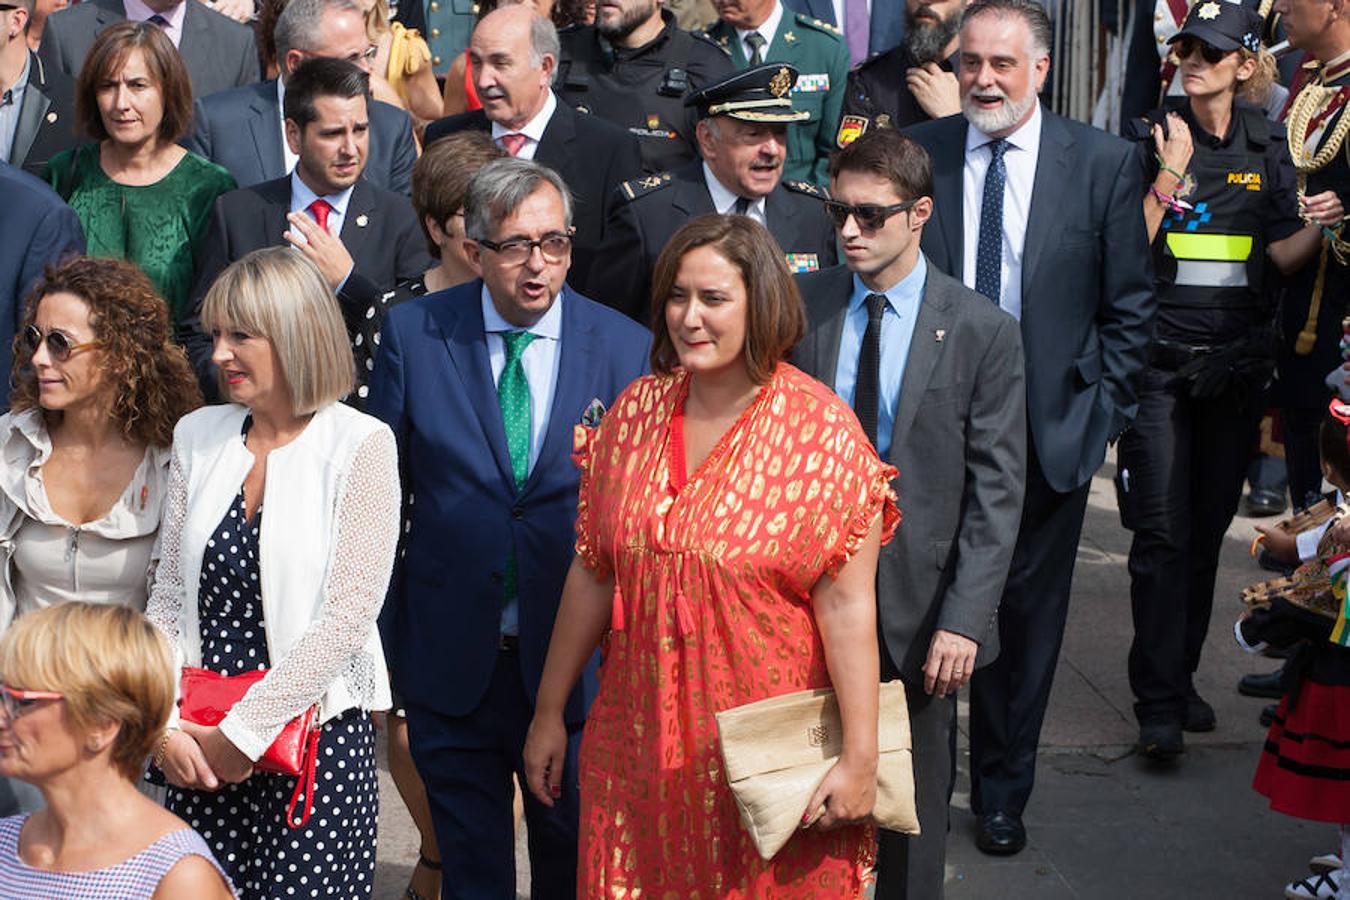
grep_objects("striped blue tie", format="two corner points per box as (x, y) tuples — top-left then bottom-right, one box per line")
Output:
(976, 139), (1008, 305)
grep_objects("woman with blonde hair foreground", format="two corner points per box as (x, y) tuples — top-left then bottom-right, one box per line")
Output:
(0, 602), (234, 897)
(147, 248), (400, 899)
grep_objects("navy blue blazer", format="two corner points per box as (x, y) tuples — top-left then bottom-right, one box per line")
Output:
(783, 0), (904, 57)
(905, 109), (1156, 494)
(0, 163), (84, 409)
(367, 281), (651, 721)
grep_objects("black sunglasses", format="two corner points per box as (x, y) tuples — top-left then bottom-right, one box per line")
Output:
(1174, 36), (1231, 66)
(22, 325), (101, 362)
(823, 199), (919, 231)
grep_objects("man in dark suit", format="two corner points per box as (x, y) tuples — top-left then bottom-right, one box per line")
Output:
(904, 0), (1154, 856)
(186, 58), (429, 388)
(839, 0), (964, 146)
(794, 128), (1025, 900)
(589, 63), (837, 321)
(185, 0), (417, 195)
(783, 0), (905, 59)
(0, 162), (84, 408)
(0, 1), (77, 177)
(424, 3), (642, 294)
(37, 0), (256, 100)
(367, 157), (650, 900)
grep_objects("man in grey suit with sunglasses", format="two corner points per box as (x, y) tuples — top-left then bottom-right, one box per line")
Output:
(793, 127), (1025, 899)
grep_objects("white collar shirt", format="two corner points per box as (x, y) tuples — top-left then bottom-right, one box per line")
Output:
(702, 161), (767, 226)
(735, 1), (783, 58)
(490, 89), (556, 160)
(276, 78), (299, 175)
(122, 0), (185, 45)
(961, 101), (1042, 321)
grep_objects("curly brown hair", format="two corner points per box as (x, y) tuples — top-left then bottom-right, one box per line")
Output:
(10, 258), (203, 448)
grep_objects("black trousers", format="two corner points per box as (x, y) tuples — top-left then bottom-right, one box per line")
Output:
(1118, 366), (1261, 723)
(1283, 403), (1328, 511)
(969, 446), (1091, 817)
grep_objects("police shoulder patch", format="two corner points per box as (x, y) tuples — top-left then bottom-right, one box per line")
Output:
(783, 179), (830, 200)
(619, 172), (675, 202)
(795, 13), (844, 39)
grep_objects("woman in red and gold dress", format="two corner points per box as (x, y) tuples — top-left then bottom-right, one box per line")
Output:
(523, 214), (898, 897)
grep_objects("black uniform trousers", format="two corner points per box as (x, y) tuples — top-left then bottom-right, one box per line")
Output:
(1119, 365), (1263, 723)
(969, 442), (1091, 817)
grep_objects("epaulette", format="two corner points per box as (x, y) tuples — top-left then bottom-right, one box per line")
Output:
(692, 28), (733, 59)
(783, 178), (830, 200)
(795, 13), (844, 40)
(619, 171), (675, 202)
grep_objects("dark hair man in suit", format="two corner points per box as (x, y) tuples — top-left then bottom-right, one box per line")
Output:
(424, 4), (643, 294)
(36, 0), (256, 100)
(903, 0), (1155, 857)
(366, 157), (651, 900)
(185, 57), (429, 392)
(185, 0), (418, 195)
(794, 128), (1025, 900)
(0, 0), (77, 176)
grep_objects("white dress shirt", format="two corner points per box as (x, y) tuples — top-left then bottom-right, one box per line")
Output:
(703, 162), (767, 226)
(276, 78), (299, 175)
(490, 90), (557, 160)
(961, 102), (1042, 321)
(735, 0), (783, 58)
(482, 285), (562, 636)
(123, 0), (185, 46)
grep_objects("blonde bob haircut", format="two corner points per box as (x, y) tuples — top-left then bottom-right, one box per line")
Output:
(0, 602), (175, 781)
(201, 248), (355, 415)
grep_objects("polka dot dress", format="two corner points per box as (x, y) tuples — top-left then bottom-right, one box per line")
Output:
(164, 488), (380, 900)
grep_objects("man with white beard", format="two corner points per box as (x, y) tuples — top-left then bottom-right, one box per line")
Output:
(556, 0), (734, 173)
(837, 0), (966, 145)
(905, 0), (1155, 858)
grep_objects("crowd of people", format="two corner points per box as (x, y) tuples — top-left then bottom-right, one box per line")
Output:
(1, 0), (1349, 897)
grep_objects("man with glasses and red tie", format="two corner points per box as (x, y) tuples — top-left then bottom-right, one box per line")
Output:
(793, 126), (1025, 900)
(366, 156), (650, 900)
(183, 56), (429, 395)
(423, 3), (642, 296)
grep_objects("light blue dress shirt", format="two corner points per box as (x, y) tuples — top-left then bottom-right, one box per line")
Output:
(481, 286), (563, 637)
(832, 254), (927, 458)
(0, 54), (31, 165)
(289, 171), (355, 291)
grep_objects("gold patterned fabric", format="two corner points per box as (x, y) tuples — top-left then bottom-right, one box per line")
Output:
(573, 362), (899, 898)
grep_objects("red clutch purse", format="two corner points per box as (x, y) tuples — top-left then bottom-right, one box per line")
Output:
(178, 666), (322, 828)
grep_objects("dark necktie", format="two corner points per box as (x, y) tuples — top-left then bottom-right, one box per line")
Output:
(745, 32), (766, 66)
(853, 292), (886, 447)
(733, 196), (750, 215)
(147, 13), (169, 26)
(975, 138), (1008, 305)
(1, 89), (12, 108)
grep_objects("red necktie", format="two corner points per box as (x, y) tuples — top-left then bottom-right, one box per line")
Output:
(308, 198), (332, 233)
(499, 133), (528, 157)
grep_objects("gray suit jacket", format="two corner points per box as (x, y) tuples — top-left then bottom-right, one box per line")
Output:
(185, 79), (418, 196)
(38, 0), (258, 100)
(793, 261), (1027, 679)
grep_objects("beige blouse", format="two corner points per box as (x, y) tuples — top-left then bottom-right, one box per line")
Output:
(0, 409), (171, 629)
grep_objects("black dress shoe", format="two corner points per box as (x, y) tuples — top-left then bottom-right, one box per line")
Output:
(1242, 488), (1288, 518)
(1260, 703), (1278, 728)
(1238, 670), (1285, 699)
(1138, 719), (1184, 761)
(975, 811), (1026, 856)
(1184, 690), (1216, 733)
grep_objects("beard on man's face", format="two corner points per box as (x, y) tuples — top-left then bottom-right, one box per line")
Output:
(904, 5), (960, 64)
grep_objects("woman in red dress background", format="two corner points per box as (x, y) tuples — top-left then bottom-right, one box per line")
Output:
(524, 215), (899, 897)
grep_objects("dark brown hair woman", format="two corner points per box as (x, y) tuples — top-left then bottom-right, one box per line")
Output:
(525, 214), (897, 896)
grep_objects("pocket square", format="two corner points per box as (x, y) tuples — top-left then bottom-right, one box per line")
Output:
(581, 397), (607, 428)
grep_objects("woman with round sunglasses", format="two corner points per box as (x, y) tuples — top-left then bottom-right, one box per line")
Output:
(1118, 0), (1339, 763)
(0, 601), (236, 898)
(0, 256), (201, 632)
(46, 22), (236, 324)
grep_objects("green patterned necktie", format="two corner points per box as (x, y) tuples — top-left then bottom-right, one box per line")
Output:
(498, 330), (537, 490)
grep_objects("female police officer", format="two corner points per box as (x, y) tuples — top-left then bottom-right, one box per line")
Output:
(1120, 0), (1340, 761)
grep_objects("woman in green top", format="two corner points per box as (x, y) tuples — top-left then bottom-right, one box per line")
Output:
(47, 22), (235, 322)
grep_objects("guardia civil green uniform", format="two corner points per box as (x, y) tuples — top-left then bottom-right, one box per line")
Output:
(395, 0), (475, 79)
(702, 5), (848, 186)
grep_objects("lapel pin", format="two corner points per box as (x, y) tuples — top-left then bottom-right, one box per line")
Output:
(46, 112), (58, 123)
(355, 214), (369, 228)
(935, 329), (946, 342)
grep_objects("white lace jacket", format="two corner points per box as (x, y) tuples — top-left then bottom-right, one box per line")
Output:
(146, 402), (399, 762)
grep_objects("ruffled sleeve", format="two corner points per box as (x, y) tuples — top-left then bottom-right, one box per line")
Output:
(572, 417), (611, 580)
(823, 448), (899, 580)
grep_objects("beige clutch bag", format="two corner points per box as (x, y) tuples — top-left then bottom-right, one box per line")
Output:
(715, 680), (920, 860)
